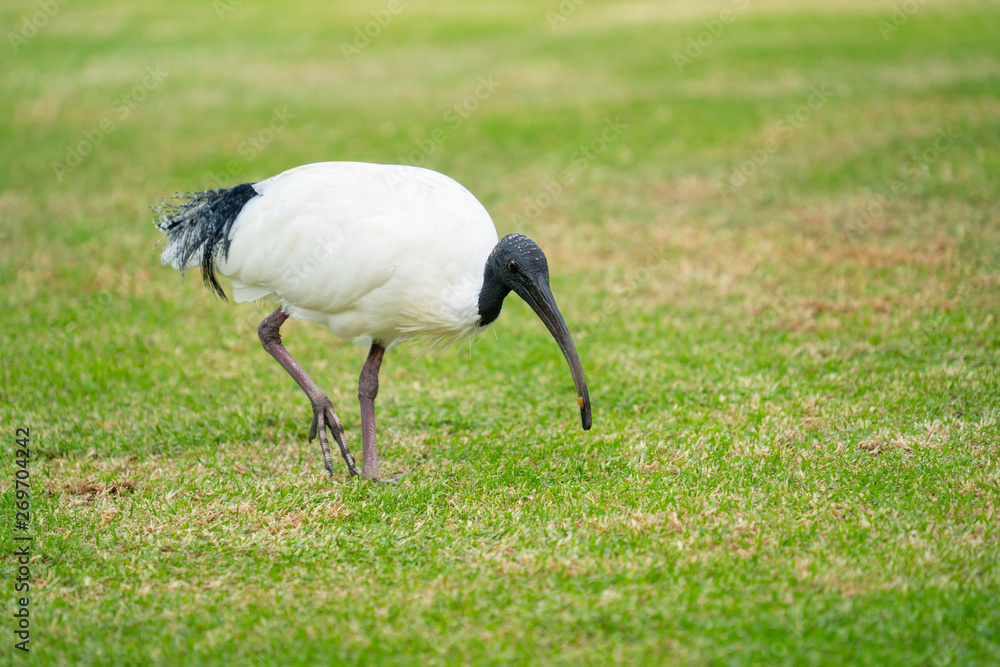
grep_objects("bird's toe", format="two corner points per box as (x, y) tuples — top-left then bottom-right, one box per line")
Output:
(308, 412), (320, 442)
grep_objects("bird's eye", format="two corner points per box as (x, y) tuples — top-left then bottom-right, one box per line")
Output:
(507, 261), (519, 274)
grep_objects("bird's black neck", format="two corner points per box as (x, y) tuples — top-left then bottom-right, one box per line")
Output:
(477, 259), (509, 327)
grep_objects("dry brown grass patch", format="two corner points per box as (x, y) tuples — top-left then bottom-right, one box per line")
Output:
(48, 478), (138, 501)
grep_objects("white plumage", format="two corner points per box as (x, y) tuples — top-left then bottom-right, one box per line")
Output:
(162, 162), (498, 349)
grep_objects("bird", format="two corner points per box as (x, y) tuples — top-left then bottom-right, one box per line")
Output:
(154, 161), (592, 481)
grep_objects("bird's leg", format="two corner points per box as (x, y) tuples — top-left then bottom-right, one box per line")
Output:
(257, 308), (359, 478)
(358, 342), (386, 480)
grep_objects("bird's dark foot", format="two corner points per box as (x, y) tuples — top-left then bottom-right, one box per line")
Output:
(308, 395), (359, 478)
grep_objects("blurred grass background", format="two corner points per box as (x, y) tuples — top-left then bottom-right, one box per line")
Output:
(1, 0), (999, 664)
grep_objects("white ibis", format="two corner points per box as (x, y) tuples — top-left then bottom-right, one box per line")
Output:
(155, 162), (591, 481)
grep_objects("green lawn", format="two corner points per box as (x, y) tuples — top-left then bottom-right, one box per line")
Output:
(2, 0), (999, 664)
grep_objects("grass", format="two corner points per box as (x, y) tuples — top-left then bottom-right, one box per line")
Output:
(2, 0), (999, 663)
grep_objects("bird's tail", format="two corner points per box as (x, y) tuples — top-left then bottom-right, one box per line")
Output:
(153, 182), (259, 300)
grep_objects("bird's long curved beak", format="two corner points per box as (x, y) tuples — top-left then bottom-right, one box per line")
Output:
(516, 278), (592, 431)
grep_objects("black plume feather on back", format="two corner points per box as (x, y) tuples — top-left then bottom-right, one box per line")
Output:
(154, 182), (259, 300)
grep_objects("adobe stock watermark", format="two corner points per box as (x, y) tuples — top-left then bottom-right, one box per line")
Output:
(510, 116), (629, 225)
(397, 75), (501, 166)
(547, 0), (586, 29)
(206, 107), (295, 189)
(340, 0), (404, 62)
(51, 65), (169, 182)
(7, 0), (71, 53)
(716, 84), (834, 196)
(50, 270), (132, 353)
(584, 246), (671, 336)
(213, 0), (243, 21)
(904, 258), (998, 356)
(747, 286), (796, 340)
(844, 127), (960, 241)
(672, 0), (751, 72)
(878, 0), (927, 41)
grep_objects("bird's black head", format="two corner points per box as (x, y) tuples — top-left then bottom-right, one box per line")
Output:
(478, 233), (592, 431)
(482, 234), (549, 313)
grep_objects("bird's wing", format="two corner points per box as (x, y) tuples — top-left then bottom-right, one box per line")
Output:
(219, 162), (497, 344)
(221, 164), (401, 310)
